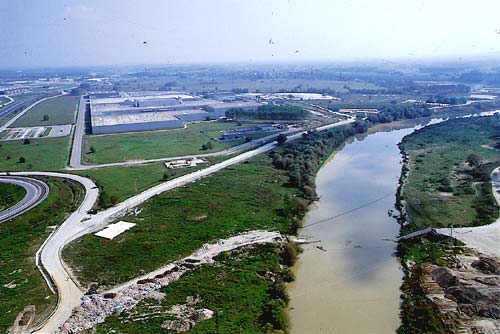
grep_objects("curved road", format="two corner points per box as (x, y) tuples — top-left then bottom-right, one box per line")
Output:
(0, 176), (49, 224)
(3, 117), (355, 333)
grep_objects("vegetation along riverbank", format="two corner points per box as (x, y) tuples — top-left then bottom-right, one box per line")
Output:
(396, 115), (500, 334)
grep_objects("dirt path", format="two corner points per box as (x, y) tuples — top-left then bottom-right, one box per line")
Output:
(437, 166), (500, 257)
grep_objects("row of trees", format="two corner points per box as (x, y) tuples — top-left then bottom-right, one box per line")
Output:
(226, 105), (308, 120)
(270, 125), (359, 199)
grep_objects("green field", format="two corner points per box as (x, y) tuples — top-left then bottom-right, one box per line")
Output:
(12, 95), (78, 127)
(95, 244), (292, 334)
(63, 155), (300, 287)
(83, 122), (270, 164)
(0, 182), (26, 211)
(400, 116), (500, 230)
(0, 177), (84, 333)
(113, 77), (384, 93)
(0, 137), (71, 171)
(73, 157), (228, 209)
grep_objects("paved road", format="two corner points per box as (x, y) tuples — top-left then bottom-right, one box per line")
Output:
(9, 117), (355, 333)
(68, 98), (303, 170)
(0, 94), (67, 132)
(0, 176), (49, 224)
(69, 96), (87, 169)
(437, 166), (500, 257)
(0, 96), (38, 128)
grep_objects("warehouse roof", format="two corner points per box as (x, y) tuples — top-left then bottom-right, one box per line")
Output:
(92, 111), (181, 126)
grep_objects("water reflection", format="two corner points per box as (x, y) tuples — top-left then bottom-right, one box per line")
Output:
(288, 121), (430, 334)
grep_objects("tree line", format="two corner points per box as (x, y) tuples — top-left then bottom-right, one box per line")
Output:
(226, 104), (308, 120)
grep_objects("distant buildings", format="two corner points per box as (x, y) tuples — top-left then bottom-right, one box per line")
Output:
(89, 91), (261, 134)
(220, 123), (286, 141)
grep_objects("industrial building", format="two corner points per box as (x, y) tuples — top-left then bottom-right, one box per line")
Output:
(89, 91), (261, 134)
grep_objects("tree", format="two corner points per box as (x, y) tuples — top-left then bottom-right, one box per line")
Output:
(89, 146), (96, 154)
(18, 157), (26, 163)
(201, 141), (213, 150)
(276, 134), (287, 146)
(23, 138), (30, 145)
(162, 172), (169, 181)
(42, 114), (49, 121)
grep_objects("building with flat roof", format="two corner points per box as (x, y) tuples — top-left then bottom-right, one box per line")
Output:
(89, 91), (261, 134)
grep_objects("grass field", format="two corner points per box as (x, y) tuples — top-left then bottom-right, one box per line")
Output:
(73, 157), (228, 209)
(0, 177), (84, 333)
(0, 137), (71, 171)
(95, 244), (292, 334)
(63, 155), (299, 287)
(400, 116), (500, 230)
(12, 95), (78, 127)
(114, 77), (384, 93)
(0, 182), (26, 212)
(83, 121), (270, 164)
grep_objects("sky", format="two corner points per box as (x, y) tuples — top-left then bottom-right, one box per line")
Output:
(1, 0), (500, 68)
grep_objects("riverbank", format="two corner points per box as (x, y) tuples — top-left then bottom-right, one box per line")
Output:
(396, 115), (500, 333)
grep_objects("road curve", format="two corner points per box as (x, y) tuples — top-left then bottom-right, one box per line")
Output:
(6, 117), (355, 333)
(0, 94), (68, 132)
(0, 176), (49, 224)
(0, 172), (100, 334)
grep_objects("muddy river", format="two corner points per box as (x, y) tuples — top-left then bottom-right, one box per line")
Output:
(288, 120), (436, 334)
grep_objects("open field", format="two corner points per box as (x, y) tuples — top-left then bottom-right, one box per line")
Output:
(113, 77), (384, 93)
(83, 121), (271, 164)
(73, 158), (226, 209)
(12, 95), (78, 127)
(0, 137), (71, 171)
(0, 177), (84, 333)
(95, 244), (291, 334)
(400, 115), (500, 230)
(63, 155), (299, 287)
(0, 182), (26, 212)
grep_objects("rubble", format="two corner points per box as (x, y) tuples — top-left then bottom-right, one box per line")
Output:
(420, 253), (500, 333)
(59, 230), (281, 333)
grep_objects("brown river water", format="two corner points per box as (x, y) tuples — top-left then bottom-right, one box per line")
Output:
(288, 120), (438, 334)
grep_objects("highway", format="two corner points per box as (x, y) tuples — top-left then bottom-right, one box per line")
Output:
(0, 176), (49, 224)
(69, 96), (87, 169)
(0, 94), (68, 132)
(7, 117), (355, 333)
(0, 96), (38, 128)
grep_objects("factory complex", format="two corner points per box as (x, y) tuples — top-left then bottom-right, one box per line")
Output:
(89, 91), (261, 134)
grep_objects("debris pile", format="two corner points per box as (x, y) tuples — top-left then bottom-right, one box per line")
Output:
(59, 230), (281, 333)
(161, 296), (214, 332)
(420, 253), (500, 333)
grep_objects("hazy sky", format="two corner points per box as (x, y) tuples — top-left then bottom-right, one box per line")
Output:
(2, 0), (500, 68)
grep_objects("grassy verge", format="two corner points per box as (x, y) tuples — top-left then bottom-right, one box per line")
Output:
(12, 95), (78, 127)
(63, 155), (301, 287)
(0, 182), (26, 211)
(0, 177), (84, 333)
(399, 116), (500, 231)
(72, 158), (227, 210)
(94, 244), (295, 334)
(397, 115), (500, 334)
(0, 137), (71, 171)
(83, 121), (272, 164)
